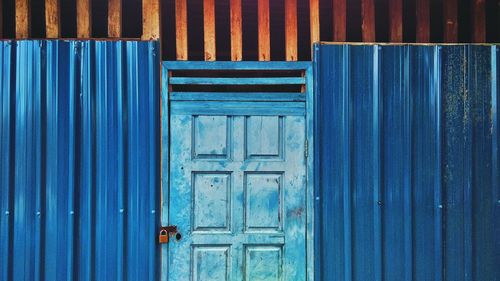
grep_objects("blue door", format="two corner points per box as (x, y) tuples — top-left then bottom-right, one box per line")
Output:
(163, 62), (311, 281)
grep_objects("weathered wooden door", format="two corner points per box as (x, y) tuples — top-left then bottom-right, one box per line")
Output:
(163, 62), (312, 281)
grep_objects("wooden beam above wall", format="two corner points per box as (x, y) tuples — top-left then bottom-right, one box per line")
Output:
(230, 0), (243, 61)
(176, 0), (188, 60)
(1, 0), (4, 38)
(309, 0), (320, 46)
(443, 0), (457, 42)
(9, 0), (495, 56)
(285, 0), (298, 61)
(258, 0), (270, 61)
(472, 0), (486, 42)
(389, 0), (403, 42)
(108, 0), (122, 38)
(361, 0), (375, 42)
(204, 0), (216, 61)
(416, 0), (430, 42)
(333, 0), (346, 41)
(15, 0), (30, 39)
(77, 0), (91, 38)
(142, 0), (161, 40)
(45, 0), (60, 38)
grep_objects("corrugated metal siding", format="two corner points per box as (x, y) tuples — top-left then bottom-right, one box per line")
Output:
(314, 44), (500, 281)
(0, 40), (160, 281)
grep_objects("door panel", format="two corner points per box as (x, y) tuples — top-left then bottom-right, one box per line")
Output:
(168, 108), (306, 281)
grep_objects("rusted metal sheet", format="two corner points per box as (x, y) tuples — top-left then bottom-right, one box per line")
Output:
(0, 40), (159, 281)
(314, 44), (500, 281)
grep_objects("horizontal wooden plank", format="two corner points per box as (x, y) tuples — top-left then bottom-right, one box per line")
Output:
(170, 92), (306, 101)
(187, 160), (294, 174)
(169, 77), (306, 85)
(190, 233), (285, 244)
(171, 101), (305, 116)
(163, 61), (312, 70)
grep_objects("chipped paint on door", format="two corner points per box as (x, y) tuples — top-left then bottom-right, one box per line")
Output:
(162, 62), (312, 281)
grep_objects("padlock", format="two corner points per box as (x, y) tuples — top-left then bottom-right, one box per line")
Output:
(159, 229), (169, 243)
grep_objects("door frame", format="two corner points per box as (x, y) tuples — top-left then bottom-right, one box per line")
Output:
(160, 61), (314, 281)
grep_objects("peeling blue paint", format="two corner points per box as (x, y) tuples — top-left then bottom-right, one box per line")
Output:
(162, 61), (314, 281)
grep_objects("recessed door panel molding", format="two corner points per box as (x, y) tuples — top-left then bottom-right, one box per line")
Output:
(192, 246), (231, 281)
(245, 245), (283, 281)
(245, 116), (284, 160)
(192, 172), (232, 232)
(192, 116), (230, 160)
(244, 172), (284, 232)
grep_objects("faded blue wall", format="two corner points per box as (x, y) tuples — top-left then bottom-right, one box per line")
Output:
(314, 44), (500, 281)
(0, 40), (160, 281)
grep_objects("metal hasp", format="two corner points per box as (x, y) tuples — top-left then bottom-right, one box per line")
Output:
(0, 40), (160, 281)
(160, 225), (178, 233)
(162, 61), (315, 281)
(313, 43), (500, 281)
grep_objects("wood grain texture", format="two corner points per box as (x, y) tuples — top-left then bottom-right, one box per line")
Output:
(333, 0), (346, 41)
(204, 0), (216, 61)
(416, 0), (430, 42)
(108, 0), (122, 37)
(389, 0), (403, 42)
(230, 0), (242, 61)
(472, 0), (486, 42)
(15, 0), (30, 38)
(443, 0), (457, 42)
(361, 0), (375, 42)
(285, 0), (298, 61)
(309, 0), (319, 45)
(176, 0), (188, 60)
(77, 0), (91, 38)
(45, 0), (60, 38)
(142, 0), (161, 40)
(258, 0), (270, 61)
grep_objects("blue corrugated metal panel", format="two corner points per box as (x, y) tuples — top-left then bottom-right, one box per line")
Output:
(0, 40), (160, 281)
(314, 44), (500, 281)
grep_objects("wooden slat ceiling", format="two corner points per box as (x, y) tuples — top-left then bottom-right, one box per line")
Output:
(1, 0), (499, 61)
